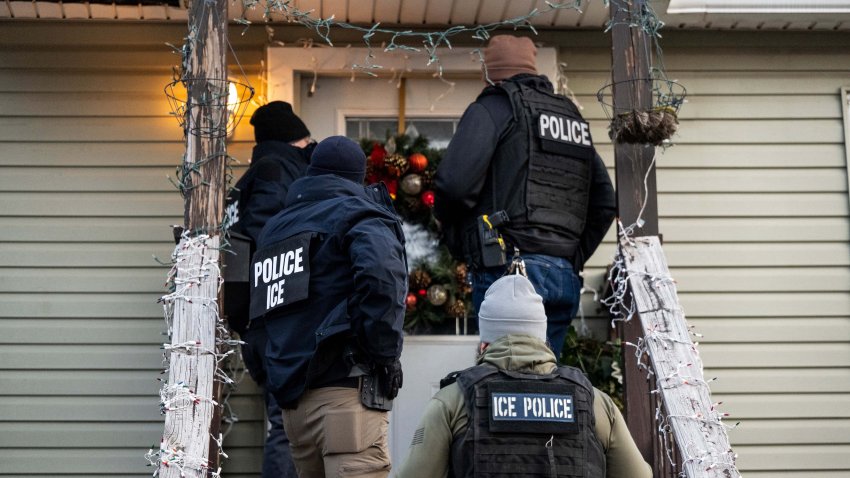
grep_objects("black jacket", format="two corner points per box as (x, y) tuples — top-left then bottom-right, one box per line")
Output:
(226, 140), (315, 243)
(434, 75), (616, 269)
(257, 175), (407, 406)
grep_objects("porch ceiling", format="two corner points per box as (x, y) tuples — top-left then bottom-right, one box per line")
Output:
(1, 0), (849, 31)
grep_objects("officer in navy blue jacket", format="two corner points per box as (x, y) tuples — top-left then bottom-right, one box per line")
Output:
(254, 136), (407, 477)
(223, 101), (313, 478)
(434, 35), (616, 360)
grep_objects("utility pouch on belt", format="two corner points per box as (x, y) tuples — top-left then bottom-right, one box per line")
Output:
(360, 373), (393, 411)
(476, 211), (509, 268)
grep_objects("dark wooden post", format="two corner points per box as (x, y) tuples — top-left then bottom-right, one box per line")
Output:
(609, 0), (660, 471)
(184, 2), (228, 232)
(610, 0), (658, 235)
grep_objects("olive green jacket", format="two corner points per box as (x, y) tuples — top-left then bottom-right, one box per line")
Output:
(396, 334), (652, 478)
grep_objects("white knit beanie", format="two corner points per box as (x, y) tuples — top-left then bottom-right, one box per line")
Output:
(478, 274), (547, 343)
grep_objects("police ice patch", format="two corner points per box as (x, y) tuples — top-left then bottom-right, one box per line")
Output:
(249, 232), (312, 319)
(487, 380), (579, 434)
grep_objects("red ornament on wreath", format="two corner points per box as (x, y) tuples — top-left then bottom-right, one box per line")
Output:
(408, 152), (428, 173)
(406, 292), (418, 310)
(417, 288), (427, 297)
(421, 190), (435, 208)
(369, 142), (387, 167)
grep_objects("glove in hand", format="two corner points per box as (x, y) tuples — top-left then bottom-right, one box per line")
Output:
(377, 359), (403, 400)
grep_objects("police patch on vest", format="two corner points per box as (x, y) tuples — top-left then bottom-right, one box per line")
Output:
(538, 113), (592, 147)
(487, 380), (579, 435)
(249, 232), (311, 319)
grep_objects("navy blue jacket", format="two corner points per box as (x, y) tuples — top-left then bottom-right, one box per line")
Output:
(226, 140), (315, 243)
(257, 174), (407, 406)
(434, 75), (616, 269)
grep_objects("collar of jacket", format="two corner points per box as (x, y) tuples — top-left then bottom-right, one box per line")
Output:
(482, 74), (555, 98)
(251, 140), (308, 162)
(477, 334), (559, 375)
(284, 174), (372, 207)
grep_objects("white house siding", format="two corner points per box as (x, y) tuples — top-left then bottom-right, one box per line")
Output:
(0, 22), (848, 477)
(0, 22), (267, 477)
(565, 32), (850, 477)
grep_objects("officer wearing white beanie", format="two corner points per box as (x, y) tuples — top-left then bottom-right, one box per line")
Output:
(398, 271), (652, 478)
(477, 273), (547, 344)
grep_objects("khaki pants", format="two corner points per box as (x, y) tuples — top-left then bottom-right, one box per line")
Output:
(282, 387), (391, 478)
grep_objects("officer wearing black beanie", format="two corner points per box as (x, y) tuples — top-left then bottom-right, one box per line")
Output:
(250, 100), (311, 144)
(223, 101), (314, 478)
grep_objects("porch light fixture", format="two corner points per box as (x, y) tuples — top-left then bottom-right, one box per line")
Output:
(667, 0), (850, 13)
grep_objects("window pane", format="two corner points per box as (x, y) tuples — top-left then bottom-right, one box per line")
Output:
(367, 120), (397, 141)
(345, 117), (459, 149)
(345, 119), (360, 142)
(407, 120), (455, 149)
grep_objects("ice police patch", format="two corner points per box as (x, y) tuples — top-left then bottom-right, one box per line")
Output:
(491, 392), (574, 423)
(487, 380), (579, 434)
(249, 232), (312, 319)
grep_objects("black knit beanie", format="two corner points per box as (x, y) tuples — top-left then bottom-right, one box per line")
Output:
(250, 101), (310, 143)
(307, 136), (367, 183)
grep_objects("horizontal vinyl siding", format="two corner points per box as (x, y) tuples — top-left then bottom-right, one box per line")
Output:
(563, 42), (850, 476)
(0, 23), (265, 476)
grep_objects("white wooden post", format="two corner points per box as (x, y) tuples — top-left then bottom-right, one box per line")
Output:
(621, 236), (740, 477)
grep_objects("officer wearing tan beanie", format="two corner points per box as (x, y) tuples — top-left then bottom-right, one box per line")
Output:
(434, 35), (616, 360)
(481, 35), (539, 82)
(397, 274), (651, 478)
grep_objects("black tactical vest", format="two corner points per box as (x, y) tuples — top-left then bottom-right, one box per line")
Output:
(479, 80), (594, 241)
(447, 364), (606, 478)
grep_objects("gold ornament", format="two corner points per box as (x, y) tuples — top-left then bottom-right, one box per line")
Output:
(400, 174), (423, 195)
(410, 269), (432, 290)
(455, 262), (468, 283)
(385, 153), (408, 177)
(426, 284), (448, 306)
(446, 299), (466, 317)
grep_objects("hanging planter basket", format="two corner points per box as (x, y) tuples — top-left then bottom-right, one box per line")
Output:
(165, 77), (255, 138)
(596, 78), (686, 146)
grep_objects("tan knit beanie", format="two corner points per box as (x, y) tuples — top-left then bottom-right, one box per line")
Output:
(483, 35), (538, 82)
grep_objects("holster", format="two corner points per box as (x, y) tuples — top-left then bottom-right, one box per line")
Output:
(360, 373), (393, 411)
(462, 211), (509, 269)
(344, 345), (394, 411)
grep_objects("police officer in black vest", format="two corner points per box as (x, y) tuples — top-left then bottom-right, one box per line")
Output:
(252, 136), (407, 477)
(223, 101), (314, 478)
(434, 35), (616, 360)
(397, 273), (651, 478)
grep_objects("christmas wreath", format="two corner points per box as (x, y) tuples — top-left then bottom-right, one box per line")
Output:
(360, 134), (472, 333)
